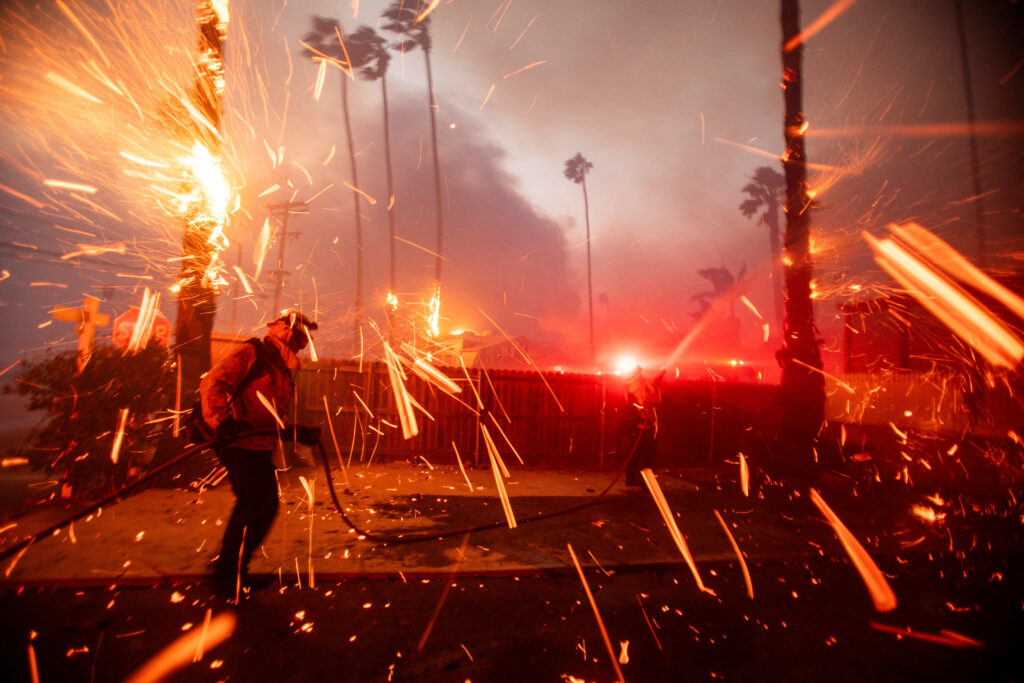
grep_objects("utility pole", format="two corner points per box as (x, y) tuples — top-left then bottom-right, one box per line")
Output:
(266, 199), (307, 314)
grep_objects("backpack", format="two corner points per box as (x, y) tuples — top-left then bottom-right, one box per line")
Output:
(184, 338), (267, 444)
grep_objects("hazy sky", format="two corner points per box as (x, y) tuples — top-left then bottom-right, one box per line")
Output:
(1, 0), (1022, 374)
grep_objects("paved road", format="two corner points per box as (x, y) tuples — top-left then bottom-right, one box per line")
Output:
(2, 548), (1021, 682)
(1, 462), (1022, 681)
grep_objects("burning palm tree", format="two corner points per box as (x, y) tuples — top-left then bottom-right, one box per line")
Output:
(564, 152), (596, 365)
(382, 1), (445, 330)
(739, 165), (785, 336)
(174, 0), (230, 398)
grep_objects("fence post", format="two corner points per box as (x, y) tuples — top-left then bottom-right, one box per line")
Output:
(708, 379), (717, 469)
(599, 374), (606, 467)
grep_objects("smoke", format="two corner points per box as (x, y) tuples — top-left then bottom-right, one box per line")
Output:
(277, 92), (585, 360)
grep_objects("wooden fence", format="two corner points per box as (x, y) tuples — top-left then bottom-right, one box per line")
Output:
(294, 361), (778, 470)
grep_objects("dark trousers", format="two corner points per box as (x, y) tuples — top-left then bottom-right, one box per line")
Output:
(215, 446), (279, 577)
(625, 429), (657, 484)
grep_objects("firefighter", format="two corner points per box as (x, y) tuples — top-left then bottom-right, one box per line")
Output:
(624, 365), (662, 487)
(200, 310), (320, 596)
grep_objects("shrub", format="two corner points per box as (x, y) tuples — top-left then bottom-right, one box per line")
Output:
(15, 340), (174, 498)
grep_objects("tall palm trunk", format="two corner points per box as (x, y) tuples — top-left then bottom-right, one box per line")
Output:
(953, 0), (987, 268)
(175, 0), (224, 399)
(582, 176), (595, 365)
(423, 47), (444, 289)
(381, 73), (398, 341)
(341, 75), (364, 342)
(779, 0), (825, 472)
(765, 200), (784, 336)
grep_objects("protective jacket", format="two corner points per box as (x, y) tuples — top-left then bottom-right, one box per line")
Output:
(200, 332), (299, 450)
(625, 372), (661, 439)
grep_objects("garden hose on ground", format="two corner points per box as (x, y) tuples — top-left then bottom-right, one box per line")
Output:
(316, 430), (645, 546)
(0, 437), (219, 562)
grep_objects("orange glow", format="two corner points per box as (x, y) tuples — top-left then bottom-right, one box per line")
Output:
(502, 60), (547, 79)
(739, 453), (749, 497)
(567, 542), (626, 683)
(482, 425), (516, 528)
(427, 282), (441, 338)
(807, 120), (1024, 138)
(784, 0), (858, 52)
(865, 226), (1024, 369)
(713, 136), (841, 172)
(125, 288), (161, 352)
(714, 509), (753, 599)
(43, 178), (98, 194)
(109, 408), (129, 464)
(810, 488), (897, 612)
(911, 504), (946, 523)
(890, 223), (1024, 322)
(479, 83), (496, 109)
(342, 180), (377, 205)
(321, 395), (351, 489)
(870, 622), (982, 648)
(451, 442), (474, 493)
(641, 468), (715, 596)
(415, 0), (442, 23)
(313, 58), (327, 101)
(382, 341), (419, 439)
(254, 390), (285, 429)
(298, 475), (315, 589)
(124, 610), (236, 683)
(613, 355), (639, 375)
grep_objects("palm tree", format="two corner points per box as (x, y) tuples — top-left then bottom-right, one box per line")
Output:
(301, 17), (372, 343)
(564, 152), (595, 365)
(382, 2), (445, 300)
(691, 264), (745, 319)
(345, 25), (399, 341)
(175, 0), (227, 399)
(691, 265), (746, 359)
(739, 166), (785, 336)
(779, 0), (825, 475)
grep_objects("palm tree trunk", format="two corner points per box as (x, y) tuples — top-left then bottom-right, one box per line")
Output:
(779, 0), (825, 475)
(953, 0), (987, 268)
(381, 74), (398, 342)
(423, 47), (445, 289)
(766, 201), (784, 336)
(174, 0), (223, 399)
(341, 75), (363, 343)
(582, 177), (595, 365)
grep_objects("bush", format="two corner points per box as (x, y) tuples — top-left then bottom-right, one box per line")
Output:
(15, 340), (174, 498)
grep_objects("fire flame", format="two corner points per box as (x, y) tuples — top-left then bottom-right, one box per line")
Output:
(428, 283), (441, 338)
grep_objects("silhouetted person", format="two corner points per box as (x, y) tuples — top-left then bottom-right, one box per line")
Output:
(624, 366), (662, 486)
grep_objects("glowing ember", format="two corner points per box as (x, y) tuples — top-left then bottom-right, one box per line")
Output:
(809, 488), (897, 613)
(865, 224), (1024, 369)
(123, 610), (235, 683)
(566, 542), (625, 683)
(911, 504), (946, 524)
(641, 468), (715, 596)
(110, 408), (130, 464)
(714, 509), (754, 599)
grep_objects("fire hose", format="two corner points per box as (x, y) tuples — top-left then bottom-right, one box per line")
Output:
(316, 431), (643, 546)
(0, 426), (645, 562)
